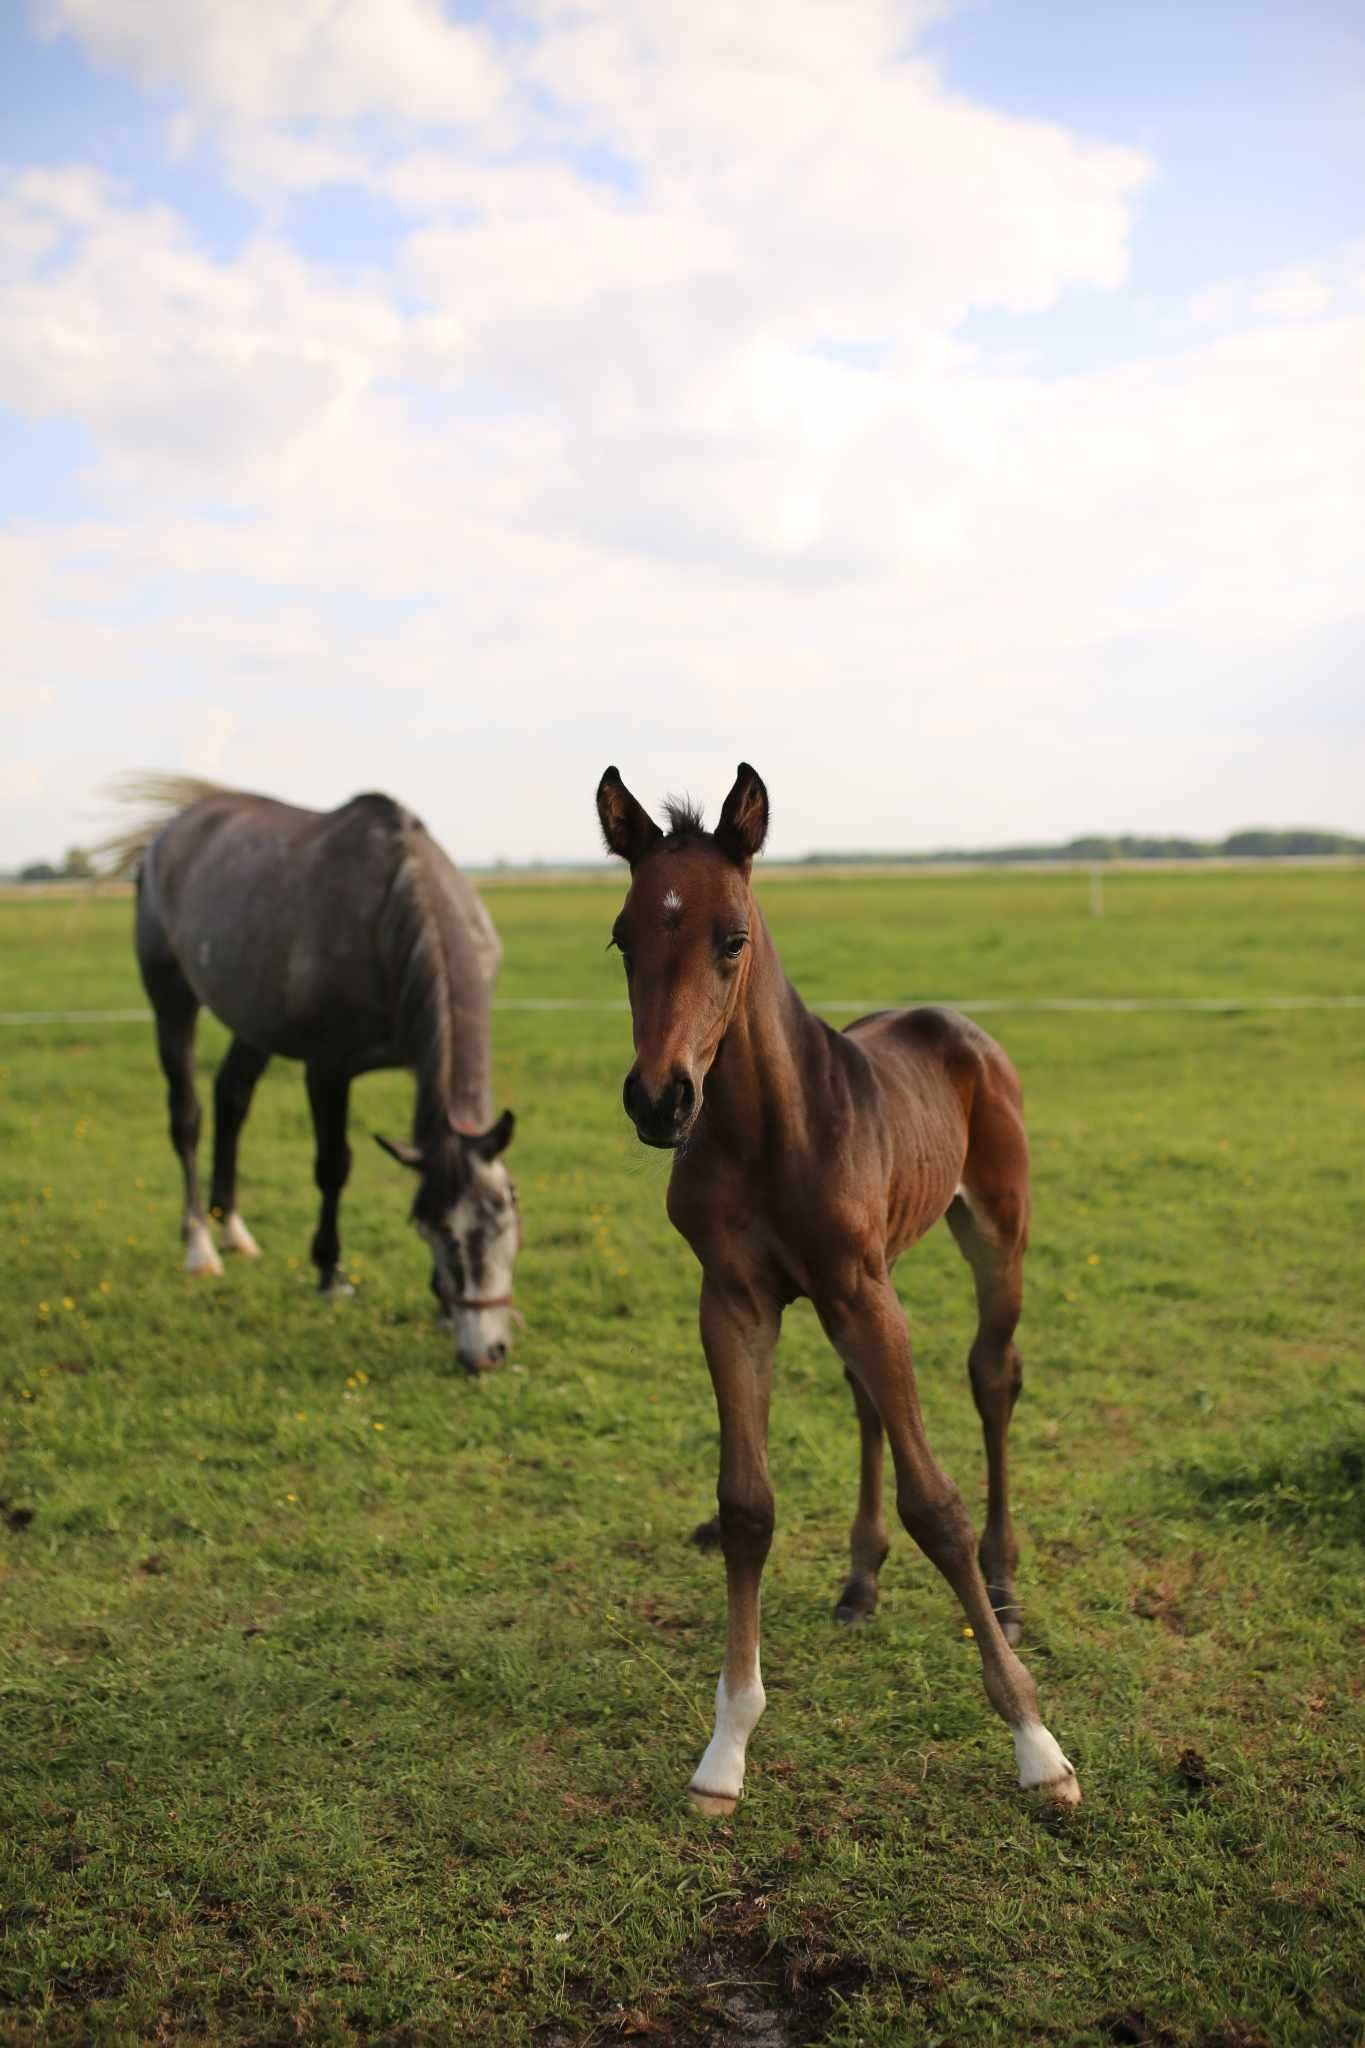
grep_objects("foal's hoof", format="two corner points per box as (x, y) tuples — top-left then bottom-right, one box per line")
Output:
(688, 1787), (737, 1818)
(833, 1581), (878, 1626)
(1014, 1723), (1081, 1807)
(318, 1273), (355, 1299)
(1034, 1769), (1082, 1809)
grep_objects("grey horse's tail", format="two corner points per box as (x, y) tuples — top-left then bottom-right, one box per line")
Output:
(96, 773), (227, 877)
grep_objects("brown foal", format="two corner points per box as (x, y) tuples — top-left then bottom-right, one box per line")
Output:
(597, 762), (1080, 1816)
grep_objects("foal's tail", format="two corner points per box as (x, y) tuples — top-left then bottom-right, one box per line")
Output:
(95, 773), (227, 878)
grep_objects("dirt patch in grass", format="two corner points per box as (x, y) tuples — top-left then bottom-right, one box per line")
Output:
(537, 1895), (873, 2046)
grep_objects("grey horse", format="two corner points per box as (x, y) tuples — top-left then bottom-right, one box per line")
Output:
(108, 778), (520, 1374)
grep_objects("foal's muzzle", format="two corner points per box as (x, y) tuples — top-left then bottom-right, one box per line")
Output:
(623, 1065), (696, 1148)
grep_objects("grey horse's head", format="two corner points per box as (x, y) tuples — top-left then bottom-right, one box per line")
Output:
(376, 1111), (519, 1373)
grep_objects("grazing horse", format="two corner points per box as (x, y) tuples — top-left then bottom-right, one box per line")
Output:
(596, 762), (1080, 1814)
(110, 778), (520, 1375)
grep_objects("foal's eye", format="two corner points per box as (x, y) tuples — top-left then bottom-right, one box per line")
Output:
(722, 933), (747, 959)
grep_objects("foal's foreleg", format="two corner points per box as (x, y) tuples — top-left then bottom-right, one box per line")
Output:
(305, 1066), (353, 1296)
(210, 1038), (271, 1258)
(822, 1275), (1079, 1806)
(834, 1369), (890, 1623)
(689, 1277), (780, 1816)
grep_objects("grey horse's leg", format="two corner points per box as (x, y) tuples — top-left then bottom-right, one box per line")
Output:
(306, 1065), (353, 1296)
(209, 1038), (271, 1257)
(144, 962), (220, 1276)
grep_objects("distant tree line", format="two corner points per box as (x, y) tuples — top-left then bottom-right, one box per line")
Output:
(800, 829), (1365, 866)
(10, 847), (97, 883)
(6, 830), (1362, 883)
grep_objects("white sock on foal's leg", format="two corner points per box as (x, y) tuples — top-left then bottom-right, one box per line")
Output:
(220, 1211), (261, 1257)
(1013, 1719), (1081, 1805)
(688, 1659), (766, 1816)
(183, 1217), (224, 1277)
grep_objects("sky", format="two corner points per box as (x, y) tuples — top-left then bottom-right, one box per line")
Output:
(2, 0), (1363, 868)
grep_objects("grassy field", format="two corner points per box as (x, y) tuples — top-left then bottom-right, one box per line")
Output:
(1, 867), (1363, 2047)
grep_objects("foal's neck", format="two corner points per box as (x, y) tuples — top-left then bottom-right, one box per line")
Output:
(703, 903), (819, 1156)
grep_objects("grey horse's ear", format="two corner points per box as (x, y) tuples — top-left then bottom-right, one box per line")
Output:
(465, 1109), (515, 1161)
(597, 766), (663, 866)
(715, 761), (769, 868)
(374, 1133), (423, 1170)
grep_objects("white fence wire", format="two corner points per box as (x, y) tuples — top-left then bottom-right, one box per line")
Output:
(3, 995), (1364, 1028)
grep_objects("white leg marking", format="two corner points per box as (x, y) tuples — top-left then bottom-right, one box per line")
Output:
(688, 1661), (765, 1815)
(183, 1218), (224, 1277)
(1013, 1719), (1081, 1805)
(220, 1211), (261, 1258)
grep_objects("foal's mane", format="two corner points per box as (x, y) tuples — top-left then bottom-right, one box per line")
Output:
(663, 794), (706, 841)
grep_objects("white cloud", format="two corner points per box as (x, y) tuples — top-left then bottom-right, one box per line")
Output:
(4, 2), (1364, 866)
(36, 0), (502, 127)
(1254, 266), (1333, 322)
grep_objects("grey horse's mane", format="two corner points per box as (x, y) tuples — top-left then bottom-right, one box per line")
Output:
(97, 774), (230, 877)
(384, 823), (463, 1142)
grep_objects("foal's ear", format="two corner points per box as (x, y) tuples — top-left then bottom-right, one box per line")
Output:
(374, 1133), (424, 1170)
(597, 766), (664, 866)
(465, 1109), (515, 1162)
(715, 761), (769, 868)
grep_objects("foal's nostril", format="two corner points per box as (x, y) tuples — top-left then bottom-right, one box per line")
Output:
(486, 1342), (507, 1368)
(672, 1071), (695, 1124)
(622, 1071), (639, 1121)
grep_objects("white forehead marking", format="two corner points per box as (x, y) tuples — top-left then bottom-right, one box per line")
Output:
(663, 887), (683, 913)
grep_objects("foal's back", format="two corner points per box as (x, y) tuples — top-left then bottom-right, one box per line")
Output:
(839, 1003), (1026, 1258)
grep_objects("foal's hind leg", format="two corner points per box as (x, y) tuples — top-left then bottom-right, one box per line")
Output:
(144, 965), (220, 1277)
(820, 1274), (1079, 1807)
(209, 1038), (271, 1258)
(946, 1192), (1026, 1644)
(834, 1369), (890, 1622)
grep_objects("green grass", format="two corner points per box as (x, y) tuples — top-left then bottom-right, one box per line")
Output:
(1, 869), (1363, 2046)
